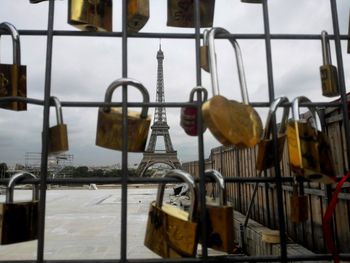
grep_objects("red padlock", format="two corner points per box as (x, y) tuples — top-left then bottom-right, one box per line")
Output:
(180, 87), (208, 136)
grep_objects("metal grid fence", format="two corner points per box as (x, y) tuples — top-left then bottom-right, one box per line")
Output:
(1, 0), (350, 262)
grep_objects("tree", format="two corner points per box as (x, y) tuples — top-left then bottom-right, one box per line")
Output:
(0, 162), (8, 178)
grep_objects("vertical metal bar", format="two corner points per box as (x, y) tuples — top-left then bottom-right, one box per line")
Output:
(329, 0), (350, 167)
(37, 0), (55, 262)
(121, 0), (128, 261)
(262, 0), (287, 261)
(194, 0), (208, 259)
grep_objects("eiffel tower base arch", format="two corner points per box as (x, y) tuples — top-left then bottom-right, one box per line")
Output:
(136, 152), (182, 177)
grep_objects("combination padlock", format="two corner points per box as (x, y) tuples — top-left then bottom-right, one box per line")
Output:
(199, 169), (234, 253)
(256, 97), (289, 171)
(202, 27), (263, 148)
(286, 96), (336, 184)
(127, 0), (149, 33)
(1, 172), (39, 245)
(68, 0), (113, 32)
(319, 30), (339, 97)
(48, 96), (69, 156)
(289, 179), (308, 223)
(96, 78), (151, 152)
(0, 22), (27, 111)
(167, 0), (215, 28)
(144, 169), (198, 258)
(180, 87), (208, 136)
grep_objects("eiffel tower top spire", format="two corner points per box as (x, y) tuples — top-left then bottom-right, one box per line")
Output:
(153, 43), (167, 124)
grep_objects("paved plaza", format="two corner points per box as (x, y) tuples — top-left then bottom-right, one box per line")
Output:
(0, 186), (167, 260)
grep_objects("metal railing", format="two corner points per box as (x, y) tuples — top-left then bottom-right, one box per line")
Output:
(0, 0), (350, 262)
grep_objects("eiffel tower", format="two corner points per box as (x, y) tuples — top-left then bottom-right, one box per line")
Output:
(136, 44), (182, 176)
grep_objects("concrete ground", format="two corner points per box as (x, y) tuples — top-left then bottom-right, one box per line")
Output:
(0, 186), (167, 261)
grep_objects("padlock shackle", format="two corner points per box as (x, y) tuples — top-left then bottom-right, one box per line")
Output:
(204, 169), (226, 206)
(189, 86), (208, 102)
(0, 22), (21, 66)
(104, 78), (150, 119)
(6, 171), (39, 203)
(321, 30), (332, 65)
(207, 27), (249, 104)
(156, 169), (196, 221)
(50, 96), (64, 125)
(263, 97), (290, 139)
(292, 96), (320, 130)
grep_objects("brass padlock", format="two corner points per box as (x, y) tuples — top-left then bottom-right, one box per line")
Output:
(96, 78), (151, 152)
(289, 179), (308, 223)
(202, 27), (263, 148)
(0, 22), (27, 111)
(199, 169), (234, 253)
(286, 96), (336, 184)
(180, 87), (208, 136)
(319, 31), (339, 97)
(0, 172), (39, 245)
(167, 0), (215, 28)
(127, 0), (149, 33)
(144, 169), (198, 258)
(256, 97), (290, 171)
(68, 0), (113, 32)
(200, 29), (210, 72)
(48, 96), (69, 156)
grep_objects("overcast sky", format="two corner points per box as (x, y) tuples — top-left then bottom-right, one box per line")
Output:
(0, 0), (349, 167)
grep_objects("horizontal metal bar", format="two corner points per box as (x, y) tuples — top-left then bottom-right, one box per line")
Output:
(1, 253), (349, 263)
(8, 30), (350, 40)
(0, 176), (295, 186)
(0, 97), (342, 108)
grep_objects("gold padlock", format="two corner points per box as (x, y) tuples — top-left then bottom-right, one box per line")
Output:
(48, 96), (69, 156)
(0, 172), (39, 245)
(144, 169), (198, 258)
(96, 78), (151, 152)
(200, 29), (210, 72)
(286, 96), (336, 184)
(202, 27), (263, 148)
(289, 179), (308, 223)
(256, 97), (290, 171)
(127, 0), (150, 33)
(319, 31), (340, 97)
(0, 22), (27, 111)
(200, 169), (234, 253)
(167, 0), (215, 28)
(68, 0), (113, 32)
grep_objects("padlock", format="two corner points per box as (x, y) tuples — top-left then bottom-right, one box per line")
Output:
(180, 87), (208, 136)
(289, 179), (308, 223)
(286, 96), (336, 184)
(241, 0), (262, 3)
(202, 27), (263, 148)
(48, 96), (69, 155)
(256, 97), (290, 171)
(200, 29), (210, 72)
(0, 172), (39, 245)
(167, 0), (215, 28)
(96, 78), (151, 152)
(68, 0), (113, 32)
(0, 22), (27, 111)
(144, 169), (198, 258)
(319, 30), (340, 97)
(127, 0), (149, 33)
(199, 169), (234, 253)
